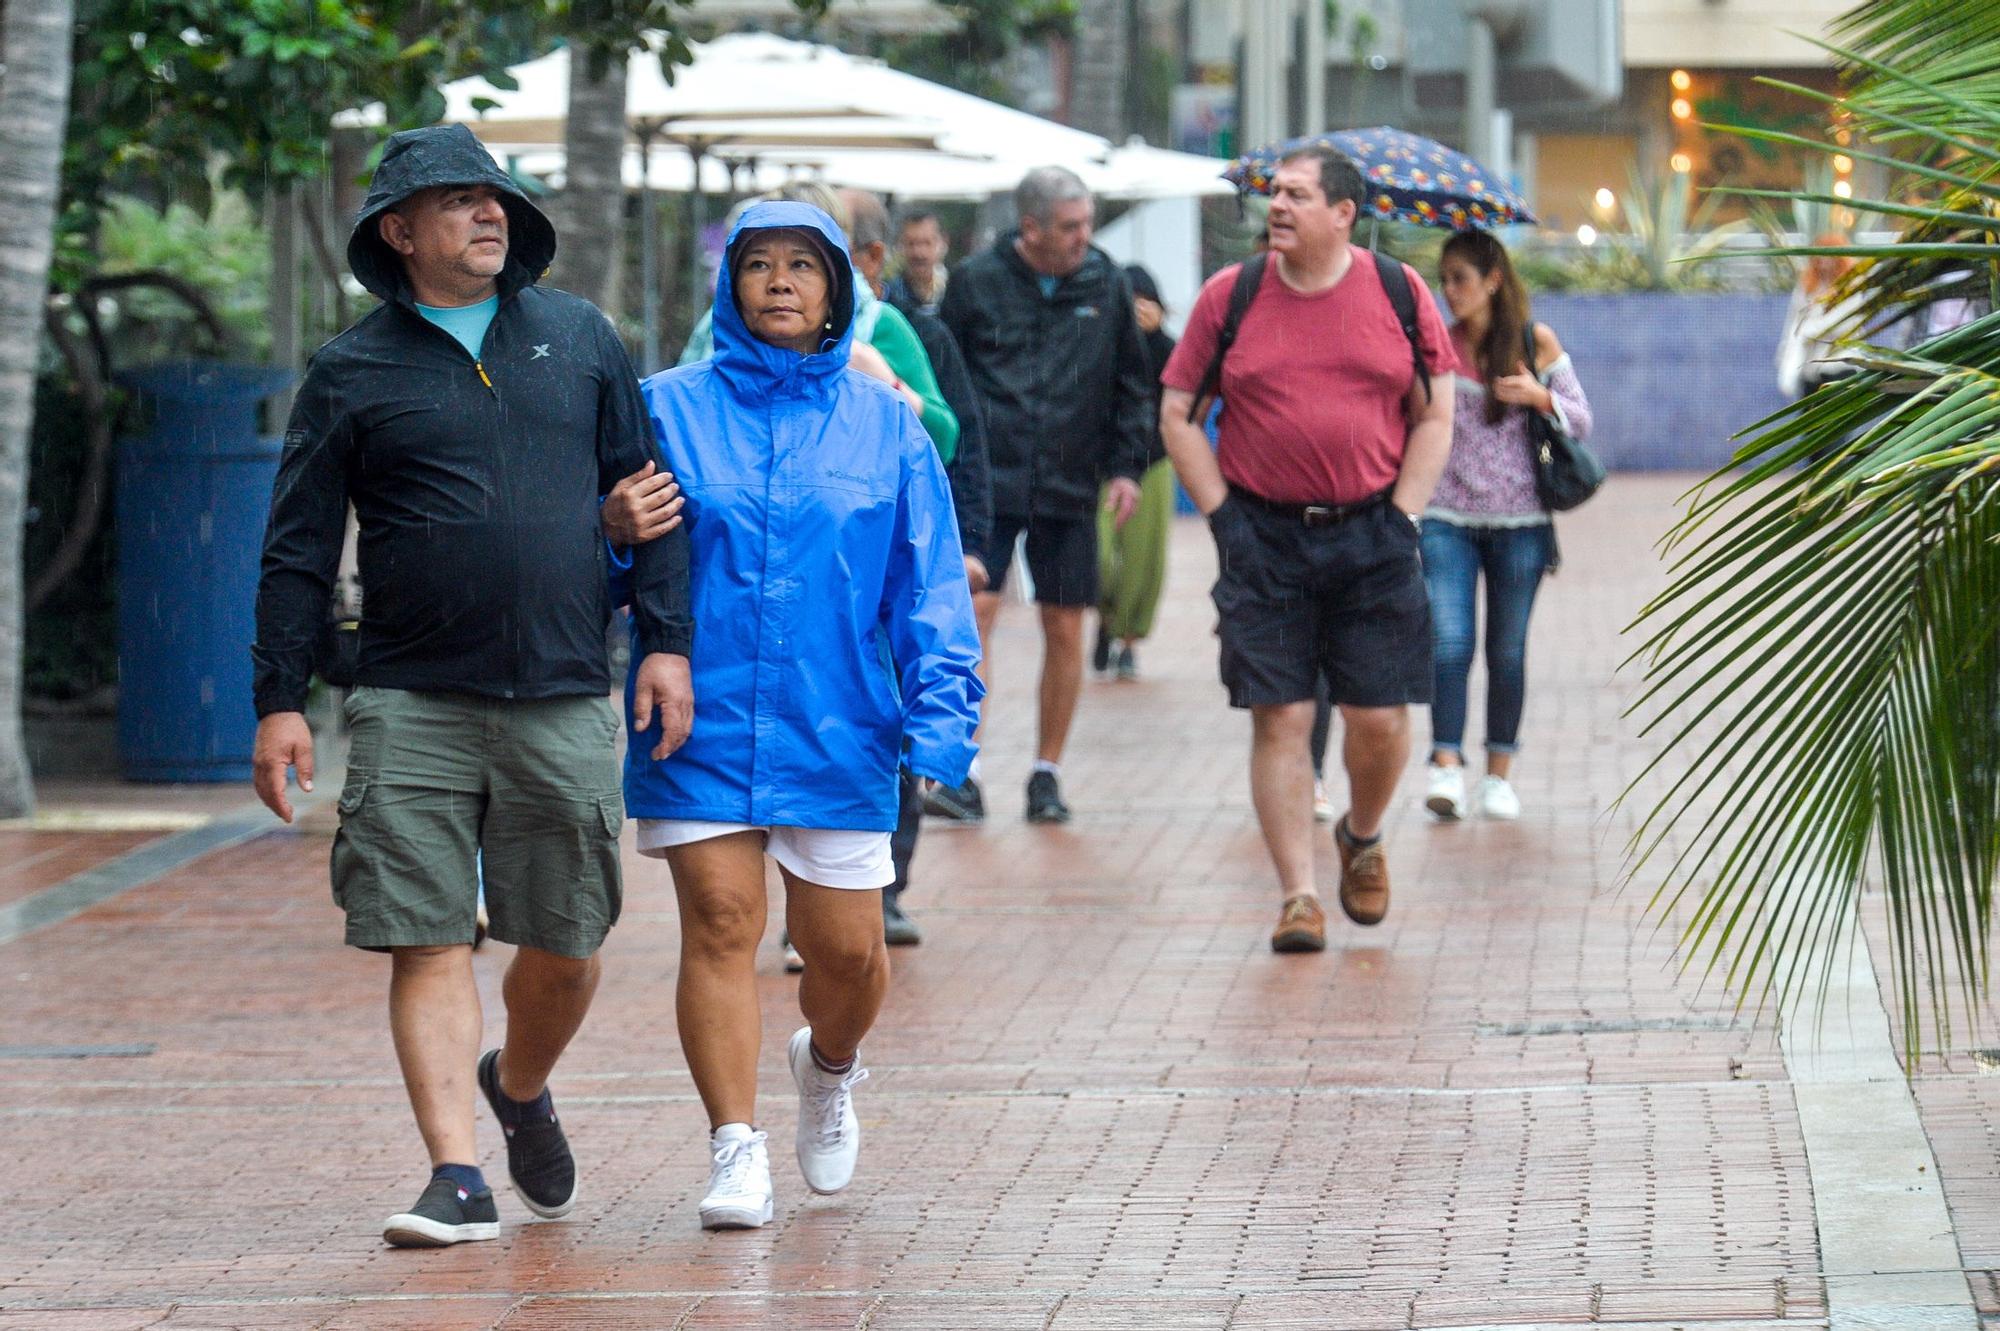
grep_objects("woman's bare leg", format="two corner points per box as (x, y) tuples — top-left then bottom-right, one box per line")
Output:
(665, 832), (770, 1129)
(782, 871), (889, 1062)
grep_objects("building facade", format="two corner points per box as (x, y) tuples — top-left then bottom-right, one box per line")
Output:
(1170, 0), (1856, 231)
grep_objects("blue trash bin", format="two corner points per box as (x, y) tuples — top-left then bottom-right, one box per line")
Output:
(115, 362), (294, 782)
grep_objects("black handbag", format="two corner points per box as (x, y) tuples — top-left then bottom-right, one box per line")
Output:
(1521, 323), (1604, 512)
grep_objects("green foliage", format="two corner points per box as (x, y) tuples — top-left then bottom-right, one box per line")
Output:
(1627, 7), (2000, 1056)
(92, 193), (272, 360)
(1692, 89), (1819, 165)
(66, 4), (517, 209)
(1362, 219), (1444, 275)
(1613, 166), (1752, 290)
(1744, 159), (1840, 284)
(55, 1), (808, 270)
(872, 0), (1077, 105)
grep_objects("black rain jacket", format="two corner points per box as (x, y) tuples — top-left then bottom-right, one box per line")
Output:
(252, 124), (691, 717)
(939, 237), (1152, 521)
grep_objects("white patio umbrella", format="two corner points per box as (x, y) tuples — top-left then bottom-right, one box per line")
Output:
(354, 33), (1231, 363)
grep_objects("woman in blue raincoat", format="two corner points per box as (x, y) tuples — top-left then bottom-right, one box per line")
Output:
(625, 201), (982, 1231)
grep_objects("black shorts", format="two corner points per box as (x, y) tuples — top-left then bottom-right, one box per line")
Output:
(985, 512), (1098, 607)
(1208, 490), (1433, 710)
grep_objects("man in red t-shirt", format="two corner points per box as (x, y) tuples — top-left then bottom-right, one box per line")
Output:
(1160, 146), (1456, 953)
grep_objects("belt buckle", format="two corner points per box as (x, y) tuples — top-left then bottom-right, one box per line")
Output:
(1301, 504), (1334, 526)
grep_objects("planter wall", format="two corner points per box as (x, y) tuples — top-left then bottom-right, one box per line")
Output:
(1531, 292), (1792, 472)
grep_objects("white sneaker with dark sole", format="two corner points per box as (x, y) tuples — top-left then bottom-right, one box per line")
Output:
(699, 1125), (773, 1230)
(1425, 764), (1466, 821)
(788, 1026), (868, 1195)
(382, 1176), (500, 1248)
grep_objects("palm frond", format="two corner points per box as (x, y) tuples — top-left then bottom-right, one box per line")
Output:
(1626, 291), (2000, 1052)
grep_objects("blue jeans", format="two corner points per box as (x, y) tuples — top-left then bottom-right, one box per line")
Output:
(1421, 520), (1554, 758)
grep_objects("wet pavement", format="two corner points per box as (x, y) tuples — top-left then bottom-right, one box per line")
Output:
(2, 475), (1994, 1328)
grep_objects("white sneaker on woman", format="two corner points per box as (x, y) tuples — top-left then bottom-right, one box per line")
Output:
(789, 1026), (869, 1194)
(1478, 775), (1521, 821)
(699, 1124), (773, 1230)
(1425, 764), (1466, 821)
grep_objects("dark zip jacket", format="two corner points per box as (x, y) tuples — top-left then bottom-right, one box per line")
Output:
(885, 286), (993, 565)
(252, 124), (691, 717)
(938, 236), (1152, 521)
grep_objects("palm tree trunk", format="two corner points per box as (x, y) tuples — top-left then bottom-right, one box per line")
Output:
(0, 0), (76, 819)
(556, 50), (627, 318)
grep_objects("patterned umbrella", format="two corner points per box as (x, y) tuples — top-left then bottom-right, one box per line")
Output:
(1225, 126), (1537, 230)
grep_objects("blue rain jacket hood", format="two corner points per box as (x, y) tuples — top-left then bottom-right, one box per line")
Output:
(624, 201), (983, 831)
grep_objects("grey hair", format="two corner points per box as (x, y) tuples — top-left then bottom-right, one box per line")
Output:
(841, 189), (892, 251)
(1015, 165), (1091, 223)
(776, 181), (847, 230)
(720, 182), (849, 238)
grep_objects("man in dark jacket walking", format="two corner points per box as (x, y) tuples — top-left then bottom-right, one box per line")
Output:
(250, 125), (693, 1248)
(937, 166), (1151, 824)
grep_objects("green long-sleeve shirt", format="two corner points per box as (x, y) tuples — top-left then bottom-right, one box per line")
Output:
(866, 300), (958, 462)
(675, 292), (960, 463)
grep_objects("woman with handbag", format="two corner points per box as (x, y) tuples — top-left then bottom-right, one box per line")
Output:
(1422, 229), (1594, 822)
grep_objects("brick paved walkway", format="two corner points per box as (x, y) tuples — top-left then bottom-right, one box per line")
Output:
(4, 474), (1993, 1328)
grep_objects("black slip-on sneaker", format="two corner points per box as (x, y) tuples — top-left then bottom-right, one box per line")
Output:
(477, 1049), (578, 1218)
(382, 1175), (500, 1248)
(923, 777), (986, 823)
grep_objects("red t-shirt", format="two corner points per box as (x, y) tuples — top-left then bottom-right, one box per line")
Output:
(1161, 252), (1458, 505)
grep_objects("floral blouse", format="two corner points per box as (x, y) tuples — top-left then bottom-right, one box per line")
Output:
(1426, 351), (1592, 526)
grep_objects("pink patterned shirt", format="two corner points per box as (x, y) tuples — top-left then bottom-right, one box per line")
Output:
(1426, 353), (1592, 526)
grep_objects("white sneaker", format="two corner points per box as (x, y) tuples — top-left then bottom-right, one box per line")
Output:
(788, 1026), (869, 1195)
(1425, 764), (1466, 821)
(1479, 775), (1521, 821)
(1312, 778), (1335, 824)
(699, 1124), (773, 1230)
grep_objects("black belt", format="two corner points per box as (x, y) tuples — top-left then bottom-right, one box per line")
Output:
(1228, 485), (1391, 528)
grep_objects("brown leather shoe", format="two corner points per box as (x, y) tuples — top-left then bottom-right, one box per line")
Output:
(1335, 819), (1390, 926)
(1271, 894), (1328, 953)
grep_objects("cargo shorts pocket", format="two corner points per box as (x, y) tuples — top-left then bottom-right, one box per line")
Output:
(328, 778), (373, 913)
(596, 790), (625, 840)
(479, 789), (625, 958)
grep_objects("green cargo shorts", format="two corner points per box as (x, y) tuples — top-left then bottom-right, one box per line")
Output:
(331, 686), (625, 958)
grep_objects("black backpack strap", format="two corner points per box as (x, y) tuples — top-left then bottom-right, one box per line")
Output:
(1186, 253), (1266, 424)
(1370, 249), (1432, 405)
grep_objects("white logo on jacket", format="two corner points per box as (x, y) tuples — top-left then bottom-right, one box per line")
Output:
(530, 344), (551, 359)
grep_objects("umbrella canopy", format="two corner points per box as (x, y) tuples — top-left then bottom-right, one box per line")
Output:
(344, 33), (1111, 163)
(1225, 127), (1537, 230)
(496, 136), (1233, 203)
(408, 34), (1232, 203)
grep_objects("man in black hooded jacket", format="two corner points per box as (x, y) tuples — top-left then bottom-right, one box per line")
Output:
(938, 166), (1151, 825)
(250, 125), (693, 1248)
